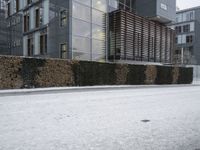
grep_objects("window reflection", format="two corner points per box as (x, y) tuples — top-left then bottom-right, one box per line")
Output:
(92, 24), (105, 40)
(72, 0), (107, 61)
(92, 9), (105, 26)
(92, 39), (105, 61)
(72, 36), (91, 60)
(72, 18), (90, 37)
(72, 2), (91, 22)
(73, 0), (91, 6)
(92, 0), (107, 12)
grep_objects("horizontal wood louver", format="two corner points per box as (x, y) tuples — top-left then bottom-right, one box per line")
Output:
(109, 10), (175, 64)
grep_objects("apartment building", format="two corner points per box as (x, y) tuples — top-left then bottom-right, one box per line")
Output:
(171, 6), (200, 65)
(5, 0), (176, 63)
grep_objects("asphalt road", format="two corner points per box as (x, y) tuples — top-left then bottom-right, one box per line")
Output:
(0, 85), (200, 150)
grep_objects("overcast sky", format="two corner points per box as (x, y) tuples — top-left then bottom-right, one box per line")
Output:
(177, 0), (200, 10)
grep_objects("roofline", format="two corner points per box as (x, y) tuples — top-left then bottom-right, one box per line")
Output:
(177, 6), (200, 13)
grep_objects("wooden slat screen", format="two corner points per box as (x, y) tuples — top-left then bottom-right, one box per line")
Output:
(109, 9), (175, 64)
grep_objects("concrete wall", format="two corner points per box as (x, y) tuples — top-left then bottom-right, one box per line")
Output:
(194, 8), (200, 65)
(0, 9), (9, 55)
(156, 0), (176, 22)
(192, 65), (200, 84)
(47, 0), (69, 58)
(133, 0), (176, 23)
(0, 55), (193, 89)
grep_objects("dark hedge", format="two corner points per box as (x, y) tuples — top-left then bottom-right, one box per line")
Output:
(0, 56), (194, 89)
(178, 67), (193, 84)
(73, 61), (117, 86)
(126, 65), (146, 85)
(20, 58), (46, 88)
(155, 66), (173, 84)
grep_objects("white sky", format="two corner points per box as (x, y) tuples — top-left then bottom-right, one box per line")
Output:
(177, 0), (200, 10)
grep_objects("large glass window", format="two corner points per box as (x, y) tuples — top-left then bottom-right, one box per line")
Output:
(72, 18), (90, 37)
(72, 2), (91, 22)
(92, 9), (105, 26)
(73, 0), (91, 6)
(71, 0), (107, 61)
(109, 0), (118, 8)
(182, 11), (195, 22)
(92, 0), (107, 12)
(92, 39), (105, 61)
(92, 24), (105, 40)
(72, 36), (91, 60)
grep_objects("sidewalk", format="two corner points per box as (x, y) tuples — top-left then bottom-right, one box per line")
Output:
(0, 84), (199, 97)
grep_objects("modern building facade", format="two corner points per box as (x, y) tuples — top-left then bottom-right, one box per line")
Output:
(4, 0), (176, 64)
(109, 10), (175, 63)
(133, 0), (176, 23)
(171, 6), (200, 65)
(0, 0), (9, 55)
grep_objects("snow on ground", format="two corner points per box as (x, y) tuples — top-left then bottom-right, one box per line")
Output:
(0, 85), (200, 150)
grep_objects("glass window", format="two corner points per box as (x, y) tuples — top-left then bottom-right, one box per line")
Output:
(92, 0), (107, 12)
(39, 7), (44, 26)
(24, 11), (30, 32)
(7, 2), (10, 16)
(109, 0), (118, 8)
(175, 26), (182, 34)
(72, 36), (91, 60)
(190, 22), (195, 32)
(177, 35), (182, 44)
(92, 24), (105, 40)
(27, 0), (32, 5)
(126, 0), (131, 8)
(182, 34), (186, 44)
(183, 24), (190, 33)
(73, 0), (91, 6)
(60, 10), (67, 27)
(190, 11), (194, 20)
(40, 33), (47, 55)
(72, 18), (91, 37)
(72, 2), (91, 22)
(13, 0), (16, 13)
(27, 36), (34, 56)
(186, 35), (193, 43)
(92, 9), (105, 26)
(176, 14), (182, 23)
(189, 46), (193, 55)
(60, 43), (67, 59)
(92, 39), (105, 61)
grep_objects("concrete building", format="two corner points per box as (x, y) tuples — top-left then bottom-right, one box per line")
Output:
(133, 0), (176, 24)
(171, 6), (200, 65)
(0, 0), (9, 55)
(5, 0), (176, 63)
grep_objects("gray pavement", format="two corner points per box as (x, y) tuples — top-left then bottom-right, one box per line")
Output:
(0, 85), (200, 150)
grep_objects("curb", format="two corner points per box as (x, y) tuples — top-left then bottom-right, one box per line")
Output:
(0, 84), (199, 97)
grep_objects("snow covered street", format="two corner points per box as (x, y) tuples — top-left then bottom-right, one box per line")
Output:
(0, 85), (200, 150)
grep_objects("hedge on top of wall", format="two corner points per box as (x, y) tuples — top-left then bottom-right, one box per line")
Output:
(178, 67), (193, 84)
(0, 55), (193, 89)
